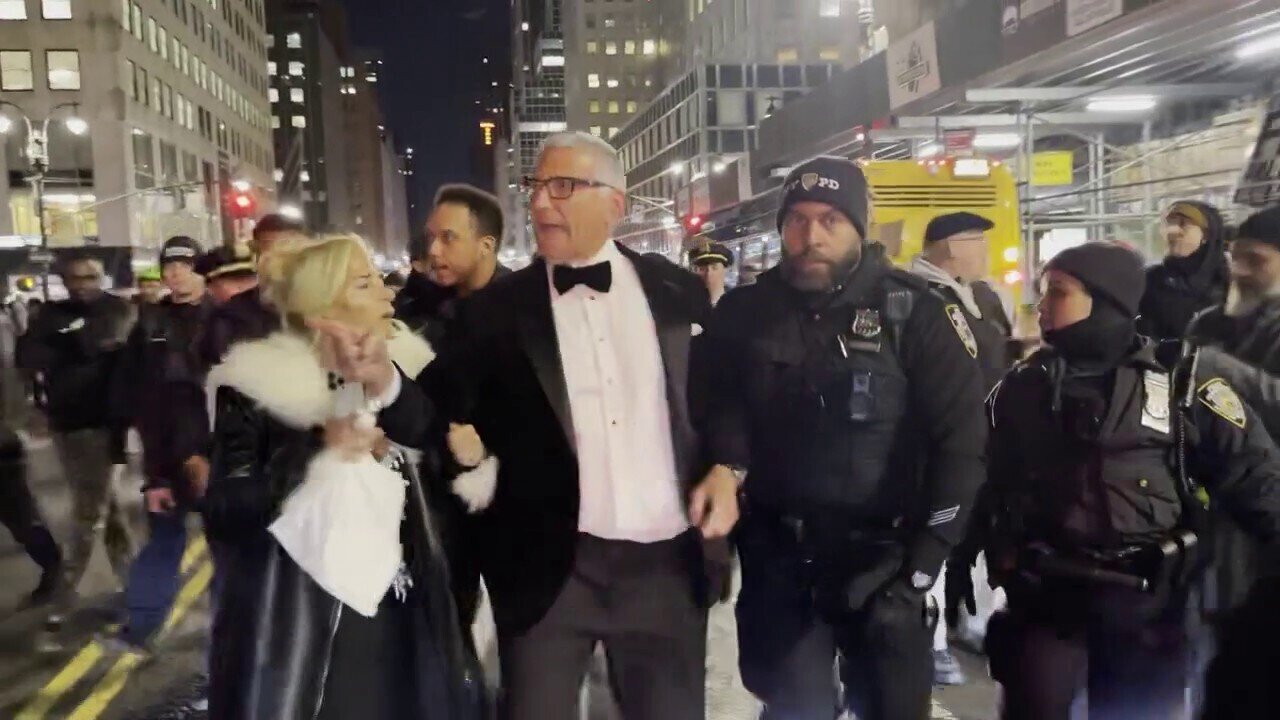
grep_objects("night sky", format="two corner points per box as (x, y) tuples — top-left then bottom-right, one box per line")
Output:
(338, 0), (510, 230)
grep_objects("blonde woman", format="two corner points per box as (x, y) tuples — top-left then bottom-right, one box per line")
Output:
(203, 234), (482, 719)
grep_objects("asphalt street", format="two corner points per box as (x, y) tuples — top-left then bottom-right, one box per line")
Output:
(0, 435), (998, 719)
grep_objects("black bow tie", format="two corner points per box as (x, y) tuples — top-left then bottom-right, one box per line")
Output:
(553, 262), (612, 295)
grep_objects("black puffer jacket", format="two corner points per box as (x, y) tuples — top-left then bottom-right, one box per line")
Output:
(204, 330), (482, 720)
(1137, 201), (1229, 342)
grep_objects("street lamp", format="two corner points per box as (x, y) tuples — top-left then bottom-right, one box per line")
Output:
(0, 101), (88, 300)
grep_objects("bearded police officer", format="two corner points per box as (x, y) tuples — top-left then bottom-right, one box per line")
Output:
(982, 242), (1280, 720)
(705, 156), (987, 719)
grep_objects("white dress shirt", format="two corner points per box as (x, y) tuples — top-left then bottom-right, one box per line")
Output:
(548, 241), (689, 543)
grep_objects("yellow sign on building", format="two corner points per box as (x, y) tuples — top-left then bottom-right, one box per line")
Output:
(1031, 151), (1075, 186)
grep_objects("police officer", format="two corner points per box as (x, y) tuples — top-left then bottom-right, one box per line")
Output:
(982, 242), (1280, 720)
(689, 238), (734, 306)
(705, 156), (987, 719)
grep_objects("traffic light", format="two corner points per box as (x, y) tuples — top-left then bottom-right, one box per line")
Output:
(684, 214), (703, 233)
(227, 188), (256, 218)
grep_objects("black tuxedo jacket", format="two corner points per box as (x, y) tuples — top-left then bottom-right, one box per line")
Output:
(383, 243), (722, 635)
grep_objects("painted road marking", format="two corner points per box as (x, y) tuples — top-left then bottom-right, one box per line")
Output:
(67, 561), (213, 720)
(13, 533), (207, 720)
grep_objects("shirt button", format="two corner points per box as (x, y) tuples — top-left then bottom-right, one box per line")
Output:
(611, 420), (618, 426)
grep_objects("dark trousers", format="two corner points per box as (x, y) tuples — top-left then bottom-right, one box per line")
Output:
(497, 533), (707, 720)
(987, 584), (1192, 720)
(736, 524), (932, 720)
(122, 508), (188, 645)
(0, 454), (61, 574)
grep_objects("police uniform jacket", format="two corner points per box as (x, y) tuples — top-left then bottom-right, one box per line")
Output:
(705, 246), (988, 581)
(986, 340), (1280, 553)
(922, 278), (1012, 393)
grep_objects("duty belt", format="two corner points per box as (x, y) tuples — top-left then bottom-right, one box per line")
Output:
(1020, 530), (1199, 593)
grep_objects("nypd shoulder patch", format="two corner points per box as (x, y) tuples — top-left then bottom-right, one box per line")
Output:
(944, 304), (978, 359)
(1198, 378), (1246, 429)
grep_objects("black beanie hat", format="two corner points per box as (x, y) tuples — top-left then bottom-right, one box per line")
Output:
(160, 236), (202, 266)
(1237, 206), (1280, 250)
(776, 156), (870, 238)
(1044, 242), (1146, 317)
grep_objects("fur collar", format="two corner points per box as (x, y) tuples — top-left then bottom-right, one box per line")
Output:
(208, 322), (434, 429)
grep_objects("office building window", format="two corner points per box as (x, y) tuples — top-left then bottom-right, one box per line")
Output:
(132, 129), (154, 188)
(266, 34), (274, 48)
(589, 126), (602, 137)
(126, 60), (137, 99)
(132, 3), (142, 41)
(290, 87), (303, 103)
(180, 44), (189, 74)
(589, 100), (600, 113)
(607, 100), (619, 114)
(586, 41), (597, 54)
(624, 40), (635, 55)
(608, 127), (619, 138)
(171, 37), (180, 68)
(819, 0), (840, 18)
(41, 0), (71, 19)
(0, 51), (32, 90)
(604, 15), (615, 28)
(271, 115), (280, 129)
(286, 32), (301, 49)
(585, 14), (595, 29)
(0, 0), (26, 20)
(162, 83), (172, 118)
(587, 73), (600, 88)
(151, 76), (160, 112)
(268, 87), (278, 102)
(120, 0), (130, 29)
(159, 27), (169, 60)
(135, 66), (147, 103)
(46, 50), (80, 90)
(147, 17), (157, 52)
(606, 77), (619, 88)
(776, 48), (798, 63)
(642, 38), (656, 55)
(288, 61), (303, 76)
(605, 41), (617, 55)
(267, 60), (276, 75)
(291, 114), (305, 128)
(626, 100), (637, 113)
(819, 47), (840, 61)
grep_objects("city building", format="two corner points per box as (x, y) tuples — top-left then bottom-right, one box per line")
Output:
(508, 0), (568, 255)
(680, 0), (871, 71)
(0, 0), (274, 283)
(343, 49), (409, 258)
(265, 0), (353, 234)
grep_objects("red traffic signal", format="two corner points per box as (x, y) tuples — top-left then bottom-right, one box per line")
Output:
(684, 214), (703, 233)
(226, 190), (256, 218)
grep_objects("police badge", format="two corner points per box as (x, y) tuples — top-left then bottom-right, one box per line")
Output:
(801, 173), (820, 191)
(852, 309), (882, 338)
(944, 305), (979, 359)
(1199, 378), (1247, 429)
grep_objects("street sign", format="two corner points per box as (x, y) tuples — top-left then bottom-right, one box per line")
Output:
(1236, 96), (1280, 208)
(1031, 151), (1075, 186)
(944, 129), (976, 155)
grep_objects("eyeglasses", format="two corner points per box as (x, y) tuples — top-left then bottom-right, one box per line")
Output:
(521, 175), (617, 199)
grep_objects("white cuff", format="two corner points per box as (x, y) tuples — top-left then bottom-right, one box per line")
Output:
(372, 365), (402, 410)
(452, 456), (499, 513)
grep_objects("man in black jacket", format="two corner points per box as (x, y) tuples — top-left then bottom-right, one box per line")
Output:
(18, 255), (135, 644)
(1137, 201), (1229, 342)
(110, 236), (213, 651)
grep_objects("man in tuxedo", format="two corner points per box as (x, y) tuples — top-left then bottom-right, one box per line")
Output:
(377, 130), (736, 720)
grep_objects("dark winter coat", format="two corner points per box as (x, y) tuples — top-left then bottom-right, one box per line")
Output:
(1137, 201), (1229, 342)
(204, 329), (482, 720)
(16, 294), (134, 432)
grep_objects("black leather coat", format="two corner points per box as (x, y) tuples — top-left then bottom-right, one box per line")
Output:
(204, 331), (482, 720)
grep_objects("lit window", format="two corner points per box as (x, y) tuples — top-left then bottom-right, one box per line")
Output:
(131, 3), (141, 41)
(589, 126), (602, 137)
(0, 0), (26, 20)
(776, 48), (798, 63)
(644, 77), (653, 87)
(267, 60), (277, 75)
(119, 0), (128, 28)
(604, 16), (615, 28)
(605, 41), (617, 55)
(272, 115), (280, 129)
(626, 100), (638, 113)
(286, 32), (302, 49)
(46, 50), (80, 90)
(273, 168), (283, 182)
(171, 38), (180, 68)
(299, 170), (311, 183)
(288, 61), (303, 76)
(608, 127), (619, 139)
(587, 73), (600, 88)
(819, 47), (841, 61)
(624, 40), (635, 55)
(586, 41), (597, 54)
(606, 77), (619, 88)
(268, 87), (278, 102)
(0, 50), (33, 91)
(589, 100), (600, 113)
(147, 17), (157, 53)
(42, 0), (72, 20)
(608, 100), (619, 114)
(642, 39), (656, 55)
(291, 115), (305, 128)
(819, 0), (841, 18)
(181, 46), (189, 74)
(159, 27), (168, 60)
(266, 34), (274, 49)
(290, 87), (304, 103)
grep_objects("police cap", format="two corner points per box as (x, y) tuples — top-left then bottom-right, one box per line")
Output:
(924, 212), (994, 243)
(689, 239), (733, 267)
(195, 244), (256, 281)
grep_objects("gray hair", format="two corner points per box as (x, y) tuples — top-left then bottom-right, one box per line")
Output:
(538, 131), (626, 190)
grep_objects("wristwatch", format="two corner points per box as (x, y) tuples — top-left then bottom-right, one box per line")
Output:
(909, 570), (934, 592)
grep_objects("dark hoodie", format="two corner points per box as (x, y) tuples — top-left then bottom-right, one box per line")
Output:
(1137, 200), (1229, 341)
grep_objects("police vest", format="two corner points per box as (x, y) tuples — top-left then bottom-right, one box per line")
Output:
(997, 360), (1183, 548)
(743, 274), (920, 518)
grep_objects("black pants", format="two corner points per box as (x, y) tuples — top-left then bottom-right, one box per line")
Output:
(987, 583), (1192, 720)
(497, 533), (707, 720)
(0, 450), (60, 575)
(735, 519), (932, 720)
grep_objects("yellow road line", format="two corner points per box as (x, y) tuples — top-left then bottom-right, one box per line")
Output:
(13, 643), (105, 720)
(66, 560), (214, 720)
(13, 532), (208, 720)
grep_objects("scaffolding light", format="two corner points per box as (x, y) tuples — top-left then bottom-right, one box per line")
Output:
(1003, 246), (1019, 263)
(973, 132), (1022, 149)
(1237, 33), (1280, 60)
(64, 116), (89, 136)
(232, 179), (252, 192)
(669, 161), (685, 175)
(1086, 96), (1156, 112)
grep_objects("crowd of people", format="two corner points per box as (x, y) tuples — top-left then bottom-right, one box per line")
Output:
(2, 129), (1280, 720)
